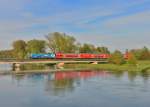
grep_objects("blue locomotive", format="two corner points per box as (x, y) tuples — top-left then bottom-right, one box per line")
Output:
(30, 53), (55, 59)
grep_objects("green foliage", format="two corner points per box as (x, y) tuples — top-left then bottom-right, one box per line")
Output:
(0, 50), (15, 59)
(96, 46), (110, 54)
(139, 47), (150, 60)
(12, 40), (27, 59)
(130, 49), (143, 60)
(79, 43), (96, 53)
(65, 61), (150, 72)
(79, 44), (110, 54)
(130, 47), (150, 60)
(127, 52), (137, 65)
(109, 50), (125, 65)
(46, 32), (77, 53)
(26, 39), (46, 54)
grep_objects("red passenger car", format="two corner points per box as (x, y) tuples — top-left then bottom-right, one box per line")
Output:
(55, 53), (64, 59)
(79, 53), (95, 59)
(63, 54), (79, 58)
(96, 54), (110, 59)
(56, 53), (79, 58)
(56, 53), (110, 59)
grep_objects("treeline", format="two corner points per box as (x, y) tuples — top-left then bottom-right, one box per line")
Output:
(0, 32), (110, 59)
(130, 47), (150, 60)
(0, 32), (150, 64)
(0, 50), (14, 59)
(109, 50), (137, 65)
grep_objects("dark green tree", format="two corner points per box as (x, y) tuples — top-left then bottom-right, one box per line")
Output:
(130, 49), (143, 60)
(26, 39), (46, 54)
(79, 43), (96, 53)
(12, 40), (27, 59)
(139, 47), (150, 60)
(0, 50), (14, 59)
(96, 46), (110, 54)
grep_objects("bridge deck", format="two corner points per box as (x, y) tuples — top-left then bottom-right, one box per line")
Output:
(0, 59), (108, 64)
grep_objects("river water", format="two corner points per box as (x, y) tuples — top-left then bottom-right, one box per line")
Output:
(0, 66), (150, 107)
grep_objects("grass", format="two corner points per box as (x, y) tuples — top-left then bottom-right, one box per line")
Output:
(64, 61), (150, 72)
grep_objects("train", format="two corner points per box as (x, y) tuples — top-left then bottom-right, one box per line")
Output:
(30, 53), (110, 59)
(30, 53), (128, 59)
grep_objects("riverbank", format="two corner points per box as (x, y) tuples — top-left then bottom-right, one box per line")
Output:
(0, 61), (150, 74)
(64, 61), (150, 72)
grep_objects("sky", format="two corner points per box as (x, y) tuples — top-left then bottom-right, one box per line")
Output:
(0, 0), (150, 51)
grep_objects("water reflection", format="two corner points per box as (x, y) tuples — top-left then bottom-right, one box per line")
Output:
(127, 71), (138, 81)
(0, 64), (12, 71)
(46, 77), (75, 96)
(10, 70), (150, 96)
(11, 71), (110, 96)
(45, 71), (110, 95)
(0, 70), (150, 107)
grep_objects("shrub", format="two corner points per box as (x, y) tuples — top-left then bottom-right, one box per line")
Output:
(109, 50), (125, 65)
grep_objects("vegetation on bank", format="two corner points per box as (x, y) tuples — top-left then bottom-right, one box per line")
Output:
(64, 61), (150, 72)
(11, 60), (150, 72)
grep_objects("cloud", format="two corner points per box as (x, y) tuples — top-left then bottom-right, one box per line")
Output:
(0, 0), (150, 50)
(104, 11), (150, 30)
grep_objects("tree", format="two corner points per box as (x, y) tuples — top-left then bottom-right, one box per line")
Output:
(26, 39), (46, 54)
(0, 50), (14, 59)
(127, 52), (137, 65)
(96, 47), (110, 54)
(130, 49), (143, 60)
(46, 32), (77, 53)
(12, 40), (27, 59)
(79, 43), (96, 53)
(139, 47), (150, 60)
(109, 50), (124, 65)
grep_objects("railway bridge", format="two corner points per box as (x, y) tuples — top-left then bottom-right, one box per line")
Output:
(0, 59), (108, 72)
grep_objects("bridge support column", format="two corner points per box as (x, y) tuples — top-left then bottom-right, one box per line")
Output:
(12, 63), (21, 72)
(91, 61), (98, 64)
(56, 62), (65, 69)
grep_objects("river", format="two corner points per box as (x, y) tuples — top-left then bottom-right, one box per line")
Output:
(0, 66), (150, 107)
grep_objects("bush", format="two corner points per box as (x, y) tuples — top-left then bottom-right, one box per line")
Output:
(109, 50), (125, 65)
(139, 47), (150, 60)
(127, 52), (137, 65)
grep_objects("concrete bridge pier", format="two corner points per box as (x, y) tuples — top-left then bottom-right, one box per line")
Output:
(91, 61), (98, 64)
(56, 62), (65, 69)
(12, 63), (21, 72)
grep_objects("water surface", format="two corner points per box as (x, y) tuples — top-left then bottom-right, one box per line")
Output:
(0, 70), (150, 107)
